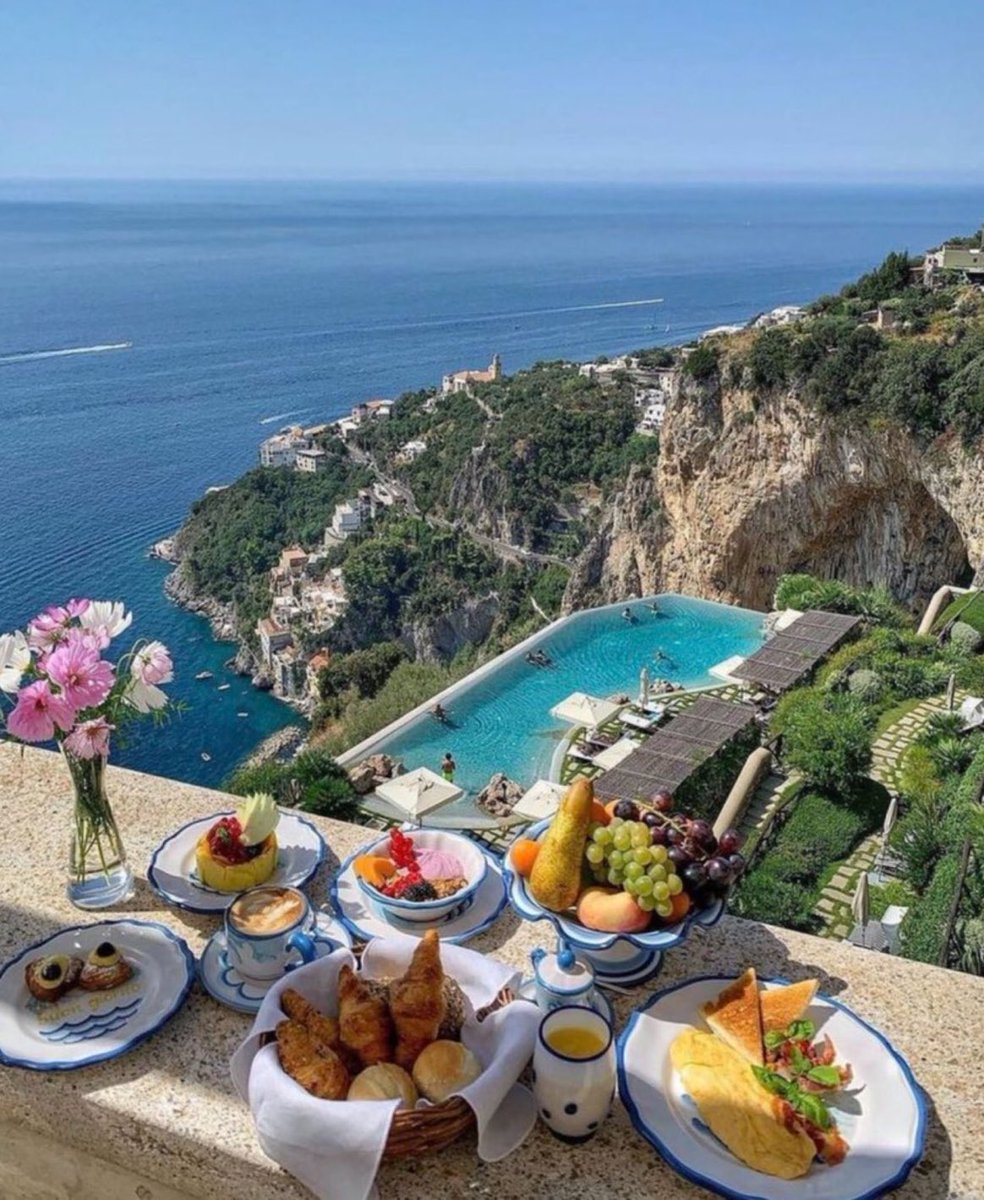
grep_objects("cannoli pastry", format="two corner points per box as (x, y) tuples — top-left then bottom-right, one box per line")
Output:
(79, 942), (133, 991)
(25, 953), (83, 1003)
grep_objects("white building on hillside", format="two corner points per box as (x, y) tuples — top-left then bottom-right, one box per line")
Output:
(396, 439), (427, 464)
(295, 446), (329, 473)
(331, 501), (363, 539)
(442, 354), (501, 395)
(259, 427), (310, 467)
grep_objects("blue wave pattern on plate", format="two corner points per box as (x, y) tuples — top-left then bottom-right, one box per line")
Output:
(39, 998), (143, 1044)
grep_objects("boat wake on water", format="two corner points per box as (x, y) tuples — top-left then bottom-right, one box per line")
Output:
(0, 342), (132, 365)
(258, 409), (310, 425)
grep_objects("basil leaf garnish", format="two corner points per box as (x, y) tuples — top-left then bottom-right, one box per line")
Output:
(806, 1065), (841, 1087)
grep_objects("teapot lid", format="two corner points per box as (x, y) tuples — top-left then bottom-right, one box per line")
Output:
(535, 946), (593, 990)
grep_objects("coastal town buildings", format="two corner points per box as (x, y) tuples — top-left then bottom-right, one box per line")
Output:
(754, 305), (806, 328)
(330, 499), (364, 539)
(923, 243), (984, 287)
(396, 438), (427, 464)
(259, 426), (310, 467)
(295, 446), (329, 473)
(442, 353), (502, 395)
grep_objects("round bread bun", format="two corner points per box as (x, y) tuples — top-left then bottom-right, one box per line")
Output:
(347, 1063), (418, 1108)
(411, 1040), (481, 1103)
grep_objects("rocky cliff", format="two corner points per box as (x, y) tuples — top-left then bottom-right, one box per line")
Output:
(400, 594), (500, 663)
(567, 377), (984, 613)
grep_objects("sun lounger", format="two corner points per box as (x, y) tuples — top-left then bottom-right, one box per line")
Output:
(619, 709), (661, 731)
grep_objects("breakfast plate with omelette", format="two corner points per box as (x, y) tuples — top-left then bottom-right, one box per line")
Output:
(617, 970), (925, 1200)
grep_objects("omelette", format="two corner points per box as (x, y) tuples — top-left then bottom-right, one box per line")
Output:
(671, 1028), (816, 1180)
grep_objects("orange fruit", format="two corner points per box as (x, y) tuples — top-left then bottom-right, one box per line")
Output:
(591, 800), (611, 826)
(354, 855), (397, 889)
(666, 890), (692, 924)
(510, 838), (541, 878)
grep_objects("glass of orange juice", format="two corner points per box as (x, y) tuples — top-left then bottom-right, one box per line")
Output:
(533, 1005), (615, 1142)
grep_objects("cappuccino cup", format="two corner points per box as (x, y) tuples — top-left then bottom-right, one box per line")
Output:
(224, 885), (316, 980)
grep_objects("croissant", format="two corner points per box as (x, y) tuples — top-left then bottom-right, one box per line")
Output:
(389, 929), (446, 1070)
(281, 987), (341, 1047)
(276, 1019), (349, 1101)
(338, 963), (394, 1067)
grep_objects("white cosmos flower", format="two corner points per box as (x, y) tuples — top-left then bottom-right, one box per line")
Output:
(79, 600), (133, 648)
(0, 630), (31, 694)
(126, 677), (169, 714)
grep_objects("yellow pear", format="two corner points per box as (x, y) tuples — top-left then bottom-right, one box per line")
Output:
(528, 777), (595, 912)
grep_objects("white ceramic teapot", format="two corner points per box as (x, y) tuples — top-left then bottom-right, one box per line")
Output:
(529, 941), (598, 1013)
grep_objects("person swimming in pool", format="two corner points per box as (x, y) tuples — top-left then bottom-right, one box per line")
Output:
(622, 607), (634, 622)
(432, 703), (448, 723)
(441, 752), (456, 783)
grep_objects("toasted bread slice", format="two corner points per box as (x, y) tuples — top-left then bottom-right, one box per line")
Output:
(760, 979), (819, 1036)
(700, 968), (764, 1065)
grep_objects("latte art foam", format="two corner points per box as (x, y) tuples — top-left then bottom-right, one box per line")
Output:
(230, 887), (304, 935)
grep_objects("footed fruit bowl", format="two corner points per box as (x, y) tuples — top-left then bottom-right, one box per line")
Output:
(505, 816), (730, 987)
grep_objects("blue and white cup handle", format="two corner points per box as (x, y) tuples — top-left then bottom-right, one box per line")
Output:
(285, 930), (317, 971)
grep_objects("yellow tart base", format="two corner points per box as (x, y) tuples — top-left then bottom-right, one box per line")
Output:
(195, 832), (278, 892)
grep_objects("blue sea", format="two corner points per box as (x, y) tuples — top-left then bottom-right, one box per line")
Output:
(1, 180), (981, 787)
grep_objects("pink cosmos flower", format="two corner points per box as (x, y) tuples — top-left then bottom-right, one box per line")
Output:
(78, 601), (132, 649)
(6, 680), (77, 743)
(64, 717), (114, 760)
(131, 640), (173, 686)
(27, 604), (75, 653)
(45, 639), (115, 711)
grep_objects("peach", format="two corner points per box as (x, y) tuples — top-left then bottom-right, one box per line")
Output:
(576, 886), (651, 934)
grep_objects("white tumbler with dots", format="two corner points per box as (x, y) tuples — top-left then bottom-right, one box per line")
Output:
(533, 1004), (616, 1143)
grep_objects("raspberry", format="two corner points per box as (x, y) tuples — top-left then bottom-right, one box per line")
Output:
(207, 817), (249, 865)
(389, 830), (418, 869)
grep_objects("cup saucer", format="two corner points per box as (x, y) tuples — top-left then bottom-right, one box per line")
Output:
(198, 913), (351, 1014)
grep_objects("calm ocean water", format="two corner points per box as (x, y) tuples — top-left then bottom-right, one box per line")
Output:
(1, 181), (981, 787)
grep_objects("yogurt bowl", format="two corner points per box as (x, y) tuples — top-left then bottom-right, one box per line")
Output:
(354, 828), (488, 925)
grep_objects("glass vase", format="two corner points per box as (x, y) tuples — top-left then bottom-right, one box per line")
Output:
(63, 748), (134, 909)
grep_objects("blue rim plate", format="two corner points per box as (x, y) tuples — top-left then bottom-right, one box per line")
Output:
(198, 912), (352, 1014)
(148, 809), (326, 913)
(0, 919), (194, 1071)
(617, 973), (926, 1200)
(330, 844), (508, 945)
(505, 819), (726, 952)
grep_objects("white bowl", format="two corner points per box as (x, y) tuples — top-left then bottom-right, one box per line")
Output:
(354, 829), (488, 925)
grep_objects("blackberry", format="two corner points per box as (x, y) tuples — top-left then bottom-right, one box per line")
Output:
(402, 880), (438, 903)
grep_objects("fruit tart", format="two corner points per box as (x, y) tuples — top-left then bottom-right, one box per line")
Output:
(195, 792), (280, 892)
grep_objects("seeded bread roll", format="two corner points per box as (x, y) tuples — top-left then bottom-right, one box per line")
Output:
(411, 1040), (481, 1103)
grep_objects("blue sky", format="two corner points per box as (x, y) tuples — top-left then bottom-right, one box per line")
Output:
(2, 1), (982, 181)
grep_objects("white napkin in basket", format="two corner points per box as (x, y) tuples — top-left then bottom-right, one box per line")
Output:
(230, 932), (540, 1200)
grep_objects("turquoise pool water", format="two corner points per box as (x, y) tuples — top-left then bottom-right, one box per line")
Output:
(367, 595), (766, 804)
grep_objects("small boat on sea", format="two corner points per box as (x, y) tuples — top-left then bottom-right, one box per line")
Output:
(217, 683), (231, 691)
(201, 752), (212, 762)
(237, 711), (248, 718)
(195, 671), (213, 681)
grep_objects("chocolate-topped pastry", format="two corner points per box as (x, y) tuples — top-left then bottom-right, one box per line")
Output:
(25, 953), (83, 1003)
(79, 941), (133, 991)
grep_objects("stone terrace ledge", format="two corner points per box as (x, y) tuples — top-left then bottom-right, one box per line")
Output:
(0, 744), (980, 1200)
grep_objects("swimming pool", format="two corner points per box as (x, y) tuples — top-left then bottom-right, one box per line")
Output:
(344, 594), (766, 808)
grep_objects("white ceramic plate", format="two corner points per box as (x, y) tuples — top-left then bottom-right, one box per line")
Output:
(617, 974), (925, 1200)
(199, 912), (352, 1014)
(331, 845), (508, 944)
(0, 919), (194, 1071)
(148, 809), (326, 913)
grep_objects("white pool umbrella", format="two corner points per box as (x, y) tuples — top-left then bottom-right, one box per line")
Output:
(851, 874), (870, 927)
(375, 767), (464, 821)
(639, 666), (650, 707)
(882, 795), (899, 840)
(550, 692), (620, 728)
(513, 779), (568, 822)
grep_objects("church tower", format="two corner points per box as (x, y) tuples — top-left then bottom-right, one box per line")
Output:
(490, 352), (502, 381)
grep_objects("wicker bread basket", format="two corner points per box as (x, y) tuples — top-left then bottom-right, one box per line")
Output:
(263, 978), (516, 1159)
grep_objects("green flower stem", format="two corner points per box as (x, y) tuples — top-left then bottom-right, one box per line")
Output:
(63, 749), (126, 884)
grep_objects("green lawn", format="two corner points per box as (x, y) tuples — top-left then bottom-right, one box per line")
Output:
(934, 590), (984, 636)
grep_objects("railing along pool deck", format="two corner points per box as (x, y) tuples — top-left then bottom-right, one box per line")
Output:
(0, 744), (979, 1199)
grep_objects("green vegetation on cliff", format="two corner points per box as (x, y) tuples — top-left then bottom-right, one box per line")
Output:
(175, 448), (368, 637)
(355, 363), (657, 552)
